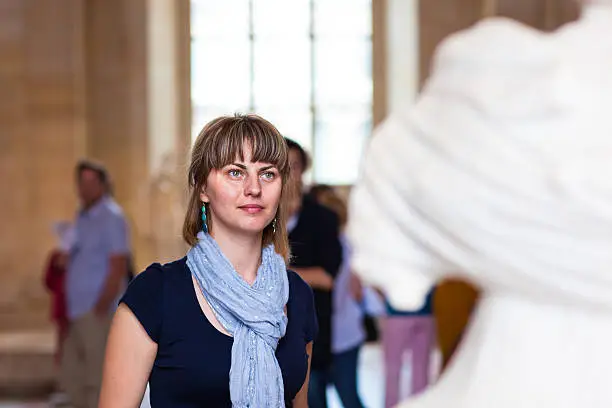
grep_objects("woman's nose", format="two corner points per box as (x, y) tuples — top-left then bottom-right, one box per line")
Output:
(244, 175), (262, 196)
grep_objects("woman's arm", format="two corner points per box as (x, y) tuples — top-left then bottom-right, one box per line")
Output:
(292, 341), (313, 408)
(99, 304), (157, 408)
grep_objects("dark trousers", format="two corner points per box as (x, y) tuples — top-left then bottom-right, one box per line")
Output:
(308, 345), (365, 408)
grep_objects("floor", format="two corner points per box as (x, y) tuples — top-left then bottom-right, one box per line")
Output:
(0, 344), (440, 408)
(329, 344), (385, 408)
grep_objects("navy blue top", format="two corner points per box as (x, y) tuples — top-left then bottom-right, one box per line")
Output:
(120, 258), (318, 408)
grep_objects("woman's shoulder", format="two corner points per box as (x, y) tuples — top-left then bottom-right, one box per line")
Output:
(159, 257), (188, 274)
(130, 257), (188, 288)
(120, 258), (187, 343)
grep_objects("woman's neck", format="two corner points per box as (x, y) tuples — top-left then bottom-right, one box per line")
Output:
(210, 229), (262, 285)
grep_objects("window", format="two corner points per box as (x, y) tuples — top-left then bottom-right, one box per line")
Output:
(191, 0), (372, 184)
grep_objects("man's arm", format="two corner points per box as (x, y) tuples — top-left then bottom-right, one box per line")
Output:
(95, 214), (130, 316)
(95, 254), (128, 315)
(292, 266), (334, 290)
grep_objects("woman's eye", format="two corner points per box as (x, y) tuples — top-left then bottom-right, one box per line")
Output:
(228, 169), (242, 178)
(261, 171), (276, 181)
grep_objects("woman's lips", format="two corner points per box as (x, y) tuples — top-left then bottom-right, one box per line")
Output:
(239, 204), (264, 214)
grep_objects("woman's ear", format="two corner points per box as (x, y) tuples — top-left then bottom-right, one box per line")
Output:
(199, 184), (210, 203)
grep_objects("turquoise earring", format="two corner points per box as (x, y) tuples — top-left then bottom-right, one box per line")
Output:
(201, 203), (208, 233)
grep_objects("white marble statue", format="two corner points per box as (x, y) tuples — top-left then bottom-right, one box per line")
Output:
(349, 1), (612, 407)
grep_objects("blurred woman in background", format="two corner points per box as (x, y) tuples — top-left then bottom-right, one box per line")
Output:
(284, 140), (343, 408)
(310, 184), (371, 408)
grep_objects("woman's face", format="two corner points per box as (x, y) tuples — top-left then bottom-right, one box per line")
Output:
(200, 143), (282, 238)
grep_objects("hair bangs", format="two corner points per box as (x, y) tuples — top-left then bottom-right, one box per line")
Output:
(246, 118), (289, 174)
(202, 115), (288, 175)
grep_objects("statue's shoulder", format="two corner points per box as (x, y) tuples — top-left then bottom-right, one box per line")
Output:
(432, 17), (549, 73)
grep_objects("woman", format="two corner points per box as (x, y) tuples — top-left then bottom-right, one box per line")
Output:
(283, 139), (343, 408)
(99, 114), (317, 408)
(382, 288), (436, 408)
(310, 185), (366, 408)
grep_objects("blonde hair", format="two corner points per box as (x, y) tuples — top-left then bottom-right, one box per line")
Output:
(183, 114), (291, 262)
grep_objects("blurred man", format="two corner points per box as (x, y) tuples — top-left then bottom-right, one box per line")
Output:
(61, 160), (130, 408)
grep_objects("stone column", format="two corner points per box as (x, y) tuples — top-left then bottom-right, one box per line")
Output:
(0, 0), (191, 330)
(419, 0), (580, 86)
(419, 0), (484, 86)
(145, 0), (192, 264)
(84, 0), (152, 267)
(84, 0), (190, 270)
(495, 0), (579, 30)
(0, 0), (87, 328)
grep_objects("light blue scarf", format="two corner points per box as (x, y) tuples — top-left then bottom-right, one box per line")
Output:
(186, 232), (289, 407)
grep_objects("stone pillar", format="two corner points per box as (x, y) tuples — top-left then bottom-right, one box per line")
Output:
(0, 0), (87, 328)
(372, 0), (387, 126)
(495, 0), (579, 30)
(145, 0), (192, 264)
(419, 0), (484, 86)
(83, 0), (153, 268)
(419, 0), (580, 85)
(84, 0), (190, 271)
(0, 0), (191, 330)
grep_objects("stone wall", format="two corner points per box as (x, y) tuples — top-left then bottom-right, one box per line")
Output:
(0, 0), (190, 331)
(0, 0), (87, 329)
